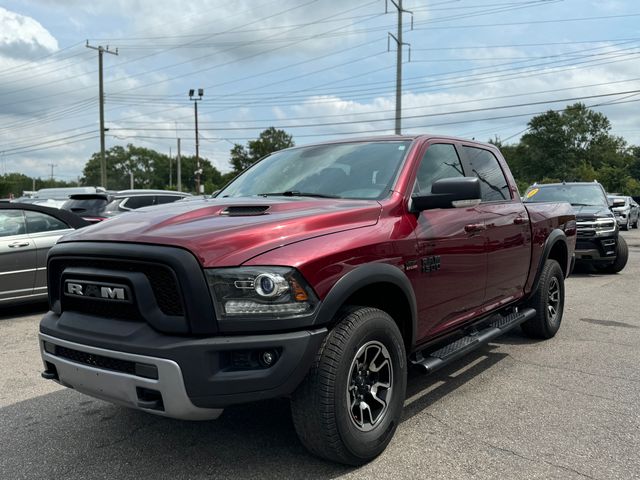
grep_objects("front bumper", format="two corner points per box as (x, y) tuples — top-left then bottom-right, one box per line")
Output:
(614, 214), (627, 227)
(40, 311), (327, 417)
(40, 333), (223, 420)
(575, 236), (617, 262)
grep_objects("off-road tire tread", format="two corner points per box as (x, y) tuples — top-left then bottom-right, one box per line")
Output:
(291, 307), (401, 465)
(521, 259), (564, 339)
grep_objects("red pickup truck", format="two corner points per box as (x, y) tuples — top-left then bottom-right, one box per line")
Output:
(39, 135), (576, 465)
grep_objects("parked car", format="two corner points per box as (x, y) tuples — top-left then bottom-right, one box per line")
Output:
(13, 187), (105, 209)
(40, 135), (575, 465)
(0, 203), (88, 305)
(524, 182), (628, 273)
(61, 189), (192, 223)
(607, 195), (639, 230)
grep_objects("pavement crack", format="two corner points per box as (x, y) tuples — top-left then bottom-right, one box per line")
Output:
(94, 423), (147, 449)
(425, 412), (598, 479)
(506, 355), (640, 385)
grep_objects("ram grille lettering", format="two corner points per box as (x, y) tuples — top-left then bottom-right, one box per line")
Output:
(64, 281), (128, 301)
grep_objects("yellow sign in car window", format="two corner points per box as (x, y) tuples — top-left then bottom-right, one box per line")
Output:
(526, 188), (539, 199)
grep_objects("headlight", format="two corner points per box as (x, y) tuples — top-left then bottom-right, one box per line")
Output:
(205, 267), (318, 319)
(594, 218), (616, 234)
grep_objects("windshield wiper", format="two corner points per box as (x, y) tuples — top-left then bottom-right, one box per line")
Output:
(570, 203), (595, 207)
(257, 191), (342, 199)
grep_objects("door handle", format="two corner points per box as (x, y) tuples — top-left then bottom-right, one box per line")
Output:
(8, 241), (30, 248)
(513, 216), (529, 225)
(464, 223), (486, 233)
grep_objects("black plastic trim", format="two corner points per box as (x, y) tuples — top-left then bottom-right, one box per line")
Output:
(313, 262), (418, 348)
(529, 229), (567, 296)
(40, 311), (327, 408)
(47, 242), (216, 334)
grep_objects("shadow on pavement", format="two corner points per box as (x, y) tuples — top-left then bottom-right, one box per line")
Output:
(0, 301), (48, 320)
(0, 343), (511, 478)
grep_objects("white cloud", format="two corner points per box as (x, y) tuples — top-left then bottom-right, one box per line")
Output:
(0, 6), (58, 59)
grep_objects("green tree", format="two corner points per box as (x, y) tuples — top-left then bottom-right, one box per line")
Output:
(498, 103), (638, 194)
(82, 144), (225, 193)
(0, 173), (76, 198)
(229, 127), (294, 174)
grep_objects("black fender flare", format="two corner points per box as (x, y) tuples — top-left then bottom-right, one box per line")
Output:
(529, 229), (568, 296)
(314, 263), (418, 349)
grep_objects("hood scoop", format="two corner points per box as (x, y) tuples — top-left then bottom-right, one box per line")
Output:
(220, 205), (270, 217)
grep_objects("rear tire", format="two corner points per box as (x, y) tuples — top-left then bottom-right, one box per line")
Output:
(291, 307), (407, 466)
(521, 259), (564, 339)
(603, 236), (628, 274)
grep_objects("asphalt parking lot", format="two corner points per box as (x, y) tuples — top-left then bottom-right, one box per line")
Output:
(1, 231), (639, 480)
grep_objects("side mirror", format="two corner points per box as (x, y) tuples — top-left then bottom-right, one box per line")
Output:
(412, 177), (482, 211)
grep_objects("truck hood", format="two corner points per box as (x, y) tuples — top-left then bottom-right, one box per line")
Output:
(60, 197), (382, 266)
(572, 205), (614, 221)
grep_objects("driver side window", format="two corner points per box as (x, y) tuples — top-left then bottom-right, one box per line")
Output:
(414, 143), (465, 194)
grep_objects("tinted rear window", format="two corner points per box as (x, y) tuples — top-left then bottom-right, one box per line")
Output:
(63, 198), (108, 212)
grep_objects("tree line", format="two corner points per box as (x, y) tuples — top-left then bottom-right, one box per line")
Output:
(2, 104), (638, 198)
(497, 103), (640, 195)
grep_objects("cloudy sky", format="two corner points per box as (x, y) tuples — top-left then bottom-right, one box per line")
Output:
(1, 0), (640, 184)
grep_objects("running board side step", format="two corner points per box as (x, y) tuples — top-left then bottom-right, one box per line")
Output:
(411, 308), (536, 374)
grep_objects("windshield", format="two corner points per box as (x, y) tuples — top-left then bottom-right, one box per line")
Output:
(524, 184), (607, 207)
(218, 141), (412, 200)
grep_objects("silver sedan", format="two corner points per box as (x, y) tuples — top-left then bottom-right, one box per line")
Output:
(0, 204), (88, 305)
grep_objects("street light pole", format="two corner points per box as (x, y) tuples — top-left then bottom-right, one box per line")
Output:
(189, 88), (203, 193)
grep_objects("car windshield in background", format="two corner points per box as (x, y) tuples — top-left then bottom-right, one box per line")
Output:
(524, 184), (607, 207)
(218, 141), (412, 200)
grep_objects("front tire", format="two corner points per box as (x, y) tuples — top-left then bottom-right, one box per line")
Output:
(291, 307), (407, 465)
(603, 235), (628, 273)
(521, 259), (564, 339)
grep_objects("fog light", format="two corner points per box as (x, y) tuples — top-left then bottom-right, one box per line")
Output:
(260, 350), (277, 367)
(43, 341), (56, 354)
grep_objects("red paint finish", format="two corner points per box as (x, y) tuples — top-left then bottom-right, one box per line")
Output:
(60, 135), (576, 348)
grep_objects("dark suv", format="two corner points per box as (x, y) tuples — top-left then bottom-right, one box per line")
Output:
(62, 190), (191, 223)
(524, 181), (628, 273)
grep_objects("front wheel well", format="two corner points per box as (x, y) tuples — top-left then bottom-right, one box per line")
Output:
(547, 239), (569, 277)
(341, 282), (413, 351)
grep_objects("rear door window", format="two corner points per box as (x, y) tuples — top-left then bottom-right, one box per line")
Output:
(122, 196), (155, 210)
(462, 146), (511, 202)
(155, 195), (182, 205)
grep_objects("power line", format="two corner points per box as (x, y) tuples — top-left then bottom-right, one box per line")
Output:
(108, 88), (640, 133)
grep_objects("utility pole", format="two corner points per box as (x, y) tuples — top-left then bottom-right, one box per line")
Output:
(86, 41), (118, 189)
(48, 163), (57, 181)
(169, 146), (172, 189)
(387, 0), (413, 135)
(189, 88), (204, 193)
(176, 137), (182, 192)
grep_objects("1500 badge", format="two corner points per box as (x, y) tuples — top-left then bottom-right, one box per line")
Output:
(422, 256), (441, 273)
